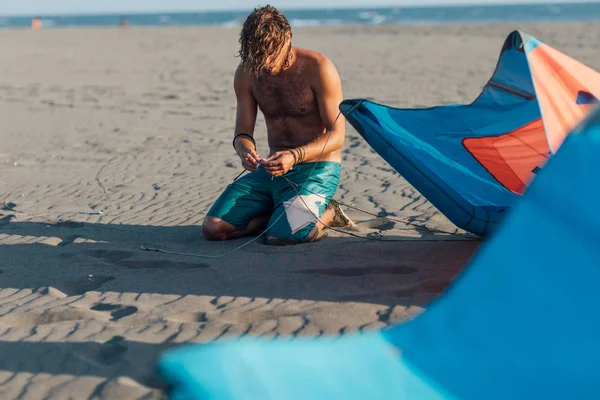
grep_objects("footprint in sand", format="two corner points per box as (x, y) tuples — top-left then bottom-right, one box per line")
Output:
(108, 306), (139, 321)
(91, 303), (139, 321)
(1, 202), (16, 211)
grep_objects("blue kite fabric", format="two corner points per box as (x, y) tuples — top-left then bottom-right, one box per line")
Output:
(158, 105), (600, 399)
(158, 333), (450, 400)
(339, 30), (600, 236)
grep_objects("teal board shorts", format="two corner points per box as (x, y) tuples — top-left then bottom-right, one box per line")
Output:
(207, 161), (341, 242)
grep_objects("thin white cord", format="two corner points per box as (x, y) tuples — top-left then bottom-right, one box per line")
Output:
(139, 244), (256, 259)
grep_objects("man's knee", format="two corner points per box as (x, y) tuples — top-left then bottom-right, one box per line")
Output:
(202, 217), (233, 241)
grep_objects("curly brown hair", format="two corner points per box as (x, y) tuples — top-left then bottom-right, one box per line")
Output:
(237, 5), (293, 74)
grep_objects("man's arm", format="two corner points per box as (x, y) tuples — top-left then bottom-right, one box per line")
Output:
(233, 65), (261, 171)
(295, 56), (345, 163)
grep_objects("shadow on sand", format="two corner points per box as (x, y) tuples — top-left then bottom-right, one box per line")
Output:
(0, 216), (480, 395)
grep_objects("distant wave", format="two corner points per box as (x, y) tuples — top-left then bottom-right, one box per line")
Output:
(221, 19), (240, 28)
(289, 18), (344, 27)
(357, 11), (387, 24)
(40, 18), (56, 27)
(548, 6), (562, 14)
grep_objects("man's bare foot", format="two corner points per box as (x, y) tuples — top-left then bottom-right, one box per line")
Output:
(327, 199), (356, 228)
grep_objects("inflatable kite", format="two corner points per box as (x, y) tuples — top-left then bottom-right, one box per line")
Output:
(340, 30), (600, 236)
(158, 104), (600, 399)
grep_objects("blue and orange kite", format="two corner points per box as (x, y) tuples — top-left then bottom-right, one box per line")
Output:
(340, 30), (600, 236)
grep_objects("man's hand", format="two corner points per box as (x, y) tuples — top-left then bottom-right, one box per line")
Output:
(261, 151), (296, 176)
(240, 148), (262, 172)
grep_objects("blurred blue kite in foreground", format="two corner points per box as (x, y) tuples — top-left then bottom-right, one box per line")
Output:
(341, 30), (600, 236)
(157, 104), (600, 398)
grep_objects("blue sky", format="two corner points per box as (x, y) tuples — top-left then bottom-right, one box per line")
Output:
(2, 0), (598, 16)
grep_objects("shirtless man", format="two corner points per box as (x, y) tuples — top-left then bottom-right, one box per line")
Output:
(202, 5), (353, 245)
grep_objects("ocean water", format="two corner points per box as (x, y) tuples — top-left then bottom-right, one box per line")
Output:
(1, 2), (600, 29)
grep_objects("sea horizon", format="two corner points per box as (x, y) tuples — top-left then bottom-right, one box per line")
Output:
(2, 1), (600, 28)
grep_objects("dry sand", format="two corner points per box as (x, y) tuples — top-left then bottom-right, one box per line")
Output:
(0, 21), (599, 399)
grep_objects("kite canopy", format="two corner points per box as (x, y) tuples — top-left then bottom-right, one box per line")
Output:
(340, 30), (600, 236)
(158, 105), (600, 400)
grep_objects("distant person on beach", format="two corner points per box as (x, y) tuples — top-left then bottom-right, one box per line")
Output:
(31, 17), (42, 29)
(202, 4), (354, 245)
(120, 16), (128, 28)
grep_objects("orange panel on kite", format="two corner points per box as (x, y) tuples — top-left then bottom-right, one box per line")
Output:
(463, 118), (549, 194)
(528, 44), (600, 153)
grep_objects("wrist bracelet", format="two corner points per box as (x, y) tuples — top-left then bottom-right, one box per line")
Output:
(232, 133), (256, 150)
(296, 146), (305, 163)
(289, 149), (298, 166)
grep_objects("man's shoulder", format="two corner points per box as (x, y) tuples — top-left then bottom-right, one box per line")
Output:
(234, 63), (250, 78)
(233, 63), (254, 87)
(297, 47), (326, 59)
(297, 48), (337, 72)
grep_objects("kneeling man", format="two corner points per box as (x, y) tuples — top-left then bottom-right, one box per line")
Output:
(202, 5), (353, 245)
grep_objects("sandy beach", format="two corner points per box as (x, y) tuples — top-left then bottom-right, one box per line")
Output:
(1, 21), (599, 398)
